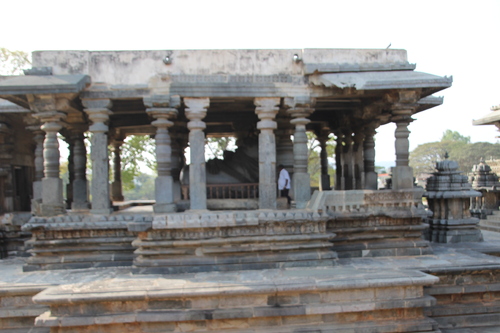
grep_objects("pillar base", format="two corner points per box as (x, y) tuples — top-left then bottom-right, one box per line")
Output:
(111, 181), (124, 202)
(392, 166), (414, 190)
(154, 203), (177, 213)
(293, 172), (311, 209)
(259, 183), (276, 210)
(365, 171), (378, 190)
(319, 174), (331, 191)
(39, 204), (66, 217)
(71, 202), (90, 211)
(90, 208), (113, 215)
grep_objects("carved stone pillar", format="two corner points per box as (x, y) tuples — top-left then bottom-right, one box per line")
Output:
(316, 130), (331, 191)
(184, 97), (209, 210)
(83, 99), (113, 215)
(343, 130), (354, 190)
(171, 131), (187, 203)
(27, 126), (45, 202)
(64, 137), (75, 209)
(353, 130), (365, 190)
(392, 108), (414, 190)
(146, 101), (178, 213)
(111, 140), (124, 202)
(255, 97), (280, 209)
(276, 129), (294, 173)
(334, 131), (343, 191)
(363, 125), (378, 190)
(34, 112), (67, 216)
(287, 104), (312, 209)
(71, 131), (89, 211)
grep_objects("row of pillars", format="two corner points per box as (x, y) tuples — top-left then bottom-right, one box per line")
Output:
(29, 95), (415, 216)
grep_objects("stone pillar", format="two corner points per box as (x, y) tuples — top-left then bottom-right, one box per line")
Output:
(276, 129), (294, 172)
(288, 107), (312, 209)
(353, 131), (365, 190)
(255, 97), (280, 209)
(65, 137), (75, 209)
(363, 125), (378, 190)
(83, 99), (113, 215)
(184, 98), (209, 210)
(343, 130), (354, 190)
(317, 131), (331, 191)
(392, 109), (414, 190)
(110, 140), (124, 202)
(27, 126), (45, 202)
(334, 131), (343, 191)
(34, 112), (67, 216)
(71, 131), (89, 211)
(147, 107), (178, 213)
(170, 132), (187, 203)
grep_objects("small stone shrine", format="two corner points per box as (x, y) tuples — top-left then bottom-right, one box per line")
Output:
(468, 157), (500, 218)
(424, 154), (483, 243)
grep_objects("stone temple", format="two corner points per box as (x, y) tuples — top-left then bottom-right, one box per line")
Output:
(0, 49), (499, 332)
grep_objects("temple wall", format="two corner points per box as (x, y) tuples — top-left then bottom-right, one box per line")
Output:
(32, 49), (408, 85)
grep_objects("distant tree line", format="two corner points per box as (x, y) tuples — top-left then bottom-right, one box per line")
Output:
(409, 129), (500, 175)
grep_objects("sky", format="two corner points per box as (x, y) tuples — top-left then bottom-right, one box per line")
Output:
(2, 0), (499, 166)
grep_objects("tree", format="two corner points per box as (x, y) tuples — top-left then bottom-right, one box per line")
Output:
(0, 48), (31, 75)
(410, 129), (500, 175)
(206, 137), (236, 159)
(307, 132), (336, 187)
(110, 135), (155, 192)
(441, 129), (471, 144)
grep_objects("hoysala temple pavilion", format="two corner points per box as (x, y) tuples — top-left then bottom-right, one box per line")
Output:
(1, 49), (496, 333)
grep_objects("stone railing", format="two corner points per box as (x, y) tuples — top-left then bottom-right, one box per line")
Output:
(182, 183), (258, 200)
(307, 188), (427, 217)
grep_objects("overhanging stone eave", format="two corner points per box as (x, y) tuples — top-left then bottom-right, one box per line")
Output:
(0, 74), (91, 96)
(309, 71), (453, 92)
(472, 110), (500, 126)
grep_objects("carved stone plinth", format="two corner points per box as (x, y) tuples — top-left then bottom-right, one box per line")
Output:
(22, 215), (139, 271)
(424, 157), (483, 243)
(32, 267), (438, 333)
(308, 188), (432, 257)
(132, 210), (336, 274)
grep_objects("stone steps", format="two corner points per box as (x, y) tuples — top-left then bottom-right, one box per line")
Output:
(32, 267), (440, 333)
(0, 284), (50, 333)
(424, 265), (500, 331)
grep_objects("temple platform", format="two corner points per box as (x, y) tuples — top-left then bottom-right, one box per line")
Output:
(0, 231), (500, 332)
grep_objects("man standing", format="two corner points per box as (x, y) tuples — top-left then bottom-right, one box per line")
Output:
(278, 164), (291, 206)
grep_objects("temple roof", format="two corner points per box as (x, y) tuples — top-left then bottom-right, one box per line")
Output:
(0, 75), (90, 95)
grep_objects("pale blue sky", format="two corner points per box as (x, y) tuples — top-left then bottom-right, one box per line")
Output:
(2, 0), (499, 165)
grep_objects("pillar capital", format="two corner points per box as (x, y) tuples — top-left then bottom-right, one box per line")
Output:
(255, 97), (279, 130)
(144, 95), (181, 109)
(185, 98), (209, 131)
(147, 108), (178, 129)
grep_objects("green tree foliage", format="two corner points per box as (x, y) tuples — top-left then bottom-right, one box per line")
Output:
(111, 135), (155, 192)
(307, 132), (336, 187)
(123, 173), (155, 200)
(410, 130), (500, 175)
(441, 129), (471, 144)
(206, 137), (236, 159)
(0, 48), (31, 75)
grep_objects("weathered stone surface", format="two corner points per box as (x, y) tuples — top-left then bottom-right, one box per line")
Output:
(31, 267), (438, 332)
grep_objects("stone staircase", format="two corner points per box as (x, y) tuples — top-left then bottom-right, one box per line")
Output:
(479, 210), (500, 233)
(0, 284), (50, 333)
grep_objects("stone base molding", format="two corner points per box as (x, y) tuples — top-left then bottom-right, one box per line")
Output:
(32, 267), (438, 333)
(133, 210), (337, 274)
